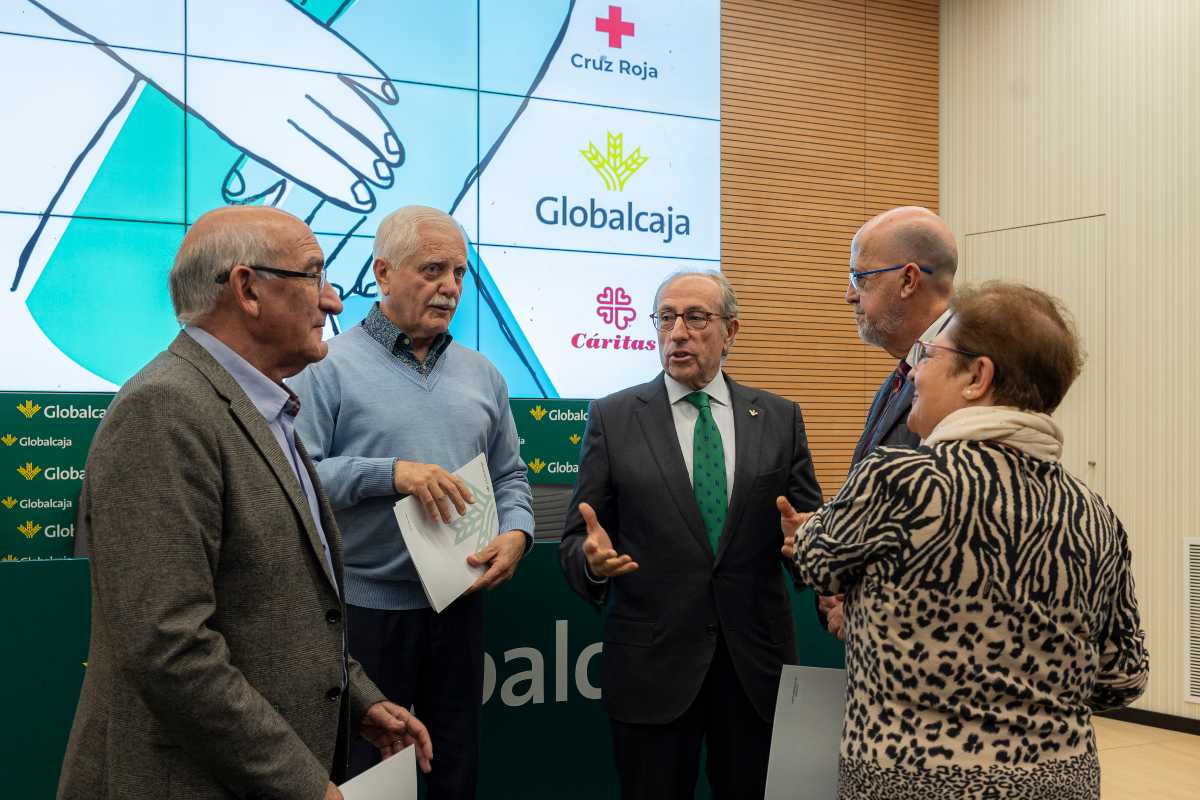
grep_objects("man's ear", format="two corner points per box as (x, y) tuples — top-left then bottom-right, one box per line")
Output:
(899, 262), (923, 299)
(722, 317), (740, 356)
(373, 258), (390, 296)
(228, 266), (263, 319)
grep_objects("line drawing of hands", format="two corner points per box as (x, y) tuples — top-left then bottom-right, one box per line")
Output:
(29, 0), (404, 212)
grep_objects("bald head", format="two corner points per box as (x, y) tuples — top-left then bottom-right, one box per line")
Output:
(846, 207), (957, 358)
(852, 206), (957, 293)
(170, 206), (312, 324)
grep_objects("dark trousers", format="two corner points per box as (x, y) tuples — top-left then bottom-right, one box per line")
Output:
(609, 634), (773, 800)
(347, 593), (484, 799)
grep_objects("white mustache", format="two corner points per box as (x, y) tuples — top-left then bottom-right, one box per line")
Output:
(428, 297), (457, 310)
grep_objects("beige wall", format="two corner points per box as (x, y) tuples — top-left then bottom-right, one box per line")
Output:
(721, 0), (940, 494)
(942, 0), (1200, 718)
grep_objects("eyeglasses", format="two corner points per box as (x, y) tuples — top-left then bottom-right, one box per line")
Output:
(848, 263), (934, 291)
(915, 339), (983, 363)
(649, 310), (731, 332)
(216, 264), (328, 290)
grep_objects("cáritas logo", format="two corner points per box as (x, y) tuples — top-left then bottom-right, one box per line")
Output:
(581, 132), (647, 192)
(528, 458), (547, 474)
(16, 400), (40, 419)
(596, 286), (637, 330)
(16, 463), (41, 481)
(529, 405), (549, 422)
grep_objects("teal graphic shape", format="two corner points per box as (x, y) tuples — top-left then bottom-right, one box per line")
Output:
(23, 0), (572, 395)
(26, 217), (184, 385)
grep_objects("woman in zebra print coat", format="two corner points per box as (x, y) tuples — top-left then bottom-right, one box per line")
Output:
(782, 282), (1148, 799)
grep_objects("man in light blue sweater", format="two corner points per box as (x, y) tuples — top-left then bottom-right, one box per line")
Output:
(289, 205), (533, 799)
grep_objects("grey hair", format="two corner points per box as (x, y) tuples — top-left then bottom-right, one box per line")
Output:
(373, 205), (468, 265)
(169, 215), (288, 324)
(651, 269), (740, 319)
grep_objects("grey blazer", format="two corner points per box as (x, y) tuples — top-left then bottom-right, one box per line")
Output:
(59, 332), (384, 800)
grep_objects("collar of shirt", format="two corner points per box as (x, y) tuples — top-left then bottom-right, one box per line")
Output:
(903, 306), (955, 371)
(664, 370), (731, 408)
(361, 302), (452, 372)
(184, 325), (294, 424)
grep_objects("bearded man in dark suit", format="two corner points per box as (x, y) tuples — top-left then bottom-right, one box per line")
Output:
(819, 206), (957, 637)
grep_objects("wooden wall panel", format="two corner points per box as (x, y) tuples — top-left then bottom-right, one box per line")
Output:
(721, 0), (940, 494)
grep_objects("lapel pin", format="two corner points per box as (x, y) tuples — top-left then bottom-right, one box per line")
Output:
(748, 408), (759, 417)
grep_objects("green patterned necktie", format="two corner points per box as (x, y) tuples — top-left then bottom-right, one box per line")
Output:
(684, 391), (727, 553)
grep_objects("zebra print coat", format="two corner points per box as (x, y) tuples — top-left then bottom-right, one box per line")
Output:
(794, 439), (1148, 800)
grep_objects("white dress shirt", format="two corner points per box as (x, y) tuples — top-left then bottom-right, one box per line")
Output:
(664, 371), (736, 502)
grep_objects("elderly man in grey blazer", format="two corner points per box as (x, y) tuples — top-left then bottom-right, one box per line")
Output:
(58, 206), (432, 800)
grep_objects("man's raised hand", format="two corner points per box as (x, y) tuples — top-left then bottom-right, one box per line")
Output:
(579, 502), (638, 579)
(777, 496), (812, 560)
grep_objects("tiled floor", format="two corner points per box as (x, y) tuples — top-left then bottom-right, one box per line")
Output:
(1095, 717), (1200, 799)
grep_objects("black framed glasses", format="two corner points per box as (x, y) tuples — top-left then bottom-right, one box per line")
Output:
(849, 263), (933, 291)
(915, 339), (983, 364)
(216, 264), (327, 290)
(649, 310), (731, 332)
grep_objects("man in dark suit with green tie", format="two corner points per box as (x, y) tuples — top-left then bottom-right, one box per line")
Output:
(559, 270), (822, 799)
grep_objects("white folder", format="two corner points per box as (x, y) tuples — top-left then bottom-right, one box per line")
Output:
(764, 665), (847, 800)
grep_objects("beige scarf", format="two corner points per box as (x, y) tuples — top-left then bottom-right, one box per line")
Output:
(922, 405), (1064, 462)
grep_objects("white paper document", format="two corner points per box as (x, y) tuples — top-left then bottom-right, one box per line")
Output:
(393, 452), (499, 613)
(764, 664), (847, 800)
(339, 746), (416, 800)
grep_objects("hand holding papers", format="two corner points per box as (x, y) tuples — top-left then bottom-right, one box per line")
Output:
(394, 453), (498, 612)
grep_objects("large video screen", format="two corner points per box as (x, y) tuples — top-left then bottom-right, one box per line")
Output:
(0, 0), (720, 398)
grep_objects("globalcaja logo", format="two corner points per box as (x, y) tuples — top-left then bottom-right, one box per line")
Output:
(2, 554), (17, 561)
(581, 132), (647, 191)
(569, 434), (582, 445)
(1, 434), (14, 446)
(1, 497), (15, 509)
(596, 286), (637, 330)
(535, 132), (691, 245)
(529, 405), (549, 422)
(9, 435), (73, 449)
(448, 475), (497, 552)
(570, 5), (659, 83)
(528, 458), (547, 474)
(18, 521), (41, 539)
(16, 400), (40, 419)
(16, 463), (41, 481)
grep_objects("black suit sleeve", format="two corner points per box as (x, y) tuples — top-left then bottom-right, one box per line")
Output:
(782, 401), (822, 588)
(786, 401), (823, 512)
(560, 399), (617, 608)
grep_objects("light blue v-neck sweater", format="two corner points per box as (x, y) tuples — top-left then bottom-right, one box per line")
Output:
(289, 325), (534, 610)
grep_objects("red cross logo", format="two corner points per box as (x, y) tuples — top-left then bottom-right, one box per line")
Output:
(595, 5), (635, 49)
